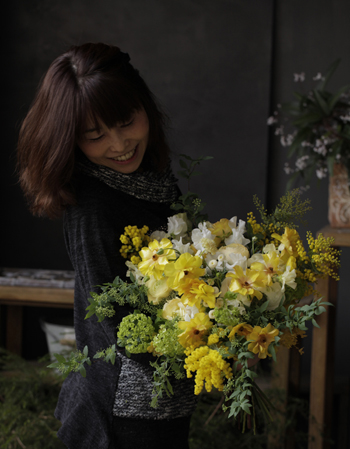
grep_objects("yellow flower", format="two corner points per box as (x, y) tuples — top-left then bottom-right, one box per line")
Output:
(184, 345), (232, 394)
(175, 278), (217, 309)
(250, 251), (283, 285)
(178, 313), (213, 348)
(228, 322), (254, 341)
(226, 266), (267, 300)
(164, 253), (205, 288)
(272, 227), (300, 261)
(138, 238), (175, 280)
(162, 297), (184, 320)
(207, 333), (220, 345)
(145, 277), (172, 305)
(217, 244), (250, 263)
(208, 218), (232, 238)
(247, 324), (279, 359)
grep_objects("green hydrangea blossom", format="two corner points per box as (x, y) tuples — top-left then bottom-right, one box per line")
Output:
(213, 307), (241, 327)
(152, 321), (184, 358)
(117, 313), (155, 353)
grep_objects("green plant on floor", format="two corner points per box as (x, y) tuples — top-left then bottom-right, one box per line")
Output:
(0, 349), (65, 449)
(0, 349), (314, 449)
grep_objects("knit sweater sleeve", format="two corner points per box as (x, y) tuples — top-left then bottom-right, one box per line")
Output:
(64, 175), (162, 364)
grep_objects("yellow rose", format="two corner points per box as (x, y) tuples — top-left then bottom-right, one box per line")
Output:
(162, 297), (183, 320)
(146, 277), (172, 305)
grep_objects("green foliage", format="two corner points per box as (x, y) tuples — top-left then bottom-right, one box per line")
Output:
(0, 350), (65, 449)
(47, 345), (91, 378)
(85, 276), (160, 322)
(152, 320), (184, 358)
(253, 189), (312, 230)
(117, 312), (155, 353)
(149, 355), (185, 408)
(93, 344), (117, 365)
(177, 154), (214, 189)
(171, 154), (213, 227)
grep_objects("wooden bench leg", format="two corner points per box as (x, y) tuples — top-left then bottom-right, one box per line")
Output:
(6, 305), (23, 356)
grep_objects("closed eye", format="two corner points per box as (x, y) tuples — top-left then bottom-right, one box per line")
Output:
(89, 134), (104, 141)
(119, 118), (135, 128)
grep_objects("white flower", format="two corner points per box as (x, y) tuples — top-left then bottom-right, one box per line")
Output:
(208, 259), (218, 269)
(294, 72), (305, 82)
(284, 162), (294, 174)
(313, 72), (323, 80)
(275, 126), (284, 136)
(260, 282), (284, 310)
(191, 222), (215, 252)
(125, 261), (145, 283)
(313, 145), (327, 156)
(267, 116), (277, 125)
(224, 218), (250, 246)
(167, 214), (187, 236)
(316, 167), (328, 179)
(263, 243), (278, 254)
(295, 155), (309, 171)
(340, 115), (350, 123)
(171, 237), (193, 255)
(150, 230), (168, 241)
(227, 295), (250, 315)
(280, 266), (297, 291)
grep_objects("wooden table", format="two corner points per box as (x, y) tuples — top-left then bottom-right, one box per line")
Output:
(308, 226), (349, 449)
(0, 268), (74, 355)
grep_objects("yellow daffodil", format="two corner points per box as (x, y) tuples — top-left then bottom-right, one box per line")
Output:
(226, 266), (267, 300)
(178, 313), (213, 348)
(138, 238), (175, 280)
(272, 227), (300, 262)
(228, 322), (254, 341)
(175, 278), (217, 309)
(164, 253), (205, 288)
(250, 251), (283, 285)
(247, 323), (279, 359)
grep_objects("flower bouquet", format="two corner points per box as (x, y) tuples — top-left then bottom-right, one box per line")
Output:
(50, 158), (340, 432)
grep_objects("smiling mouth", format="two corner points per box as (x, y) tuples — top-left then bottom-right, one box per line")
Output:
(110, 146), (137, 162)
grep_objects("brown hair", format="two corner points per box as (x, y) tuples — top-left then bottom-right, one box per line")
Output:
(17, 43), (170, 219)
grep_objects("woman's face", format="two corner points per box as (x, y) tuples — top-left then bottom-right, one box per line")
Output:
(78, 109), (149, 174)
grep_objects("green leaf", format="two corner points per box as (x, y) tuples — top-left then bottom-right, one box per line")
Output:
(79, 366), (86, 377)
(241, 403), (252, 414)
(316, 58), (341, 91)
(179, 159), (188, 169)
(83, 345), (89, 357)
(313, 90), (330, 115)
(312, 318), (320, 328)
(53, 353), (66, 364)
(329, 84), (350, 110)
(269, 344), (277, 362)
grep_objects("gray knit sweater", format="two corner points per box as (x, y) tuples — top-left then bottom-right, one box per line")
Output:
(55, 167), (197, 449)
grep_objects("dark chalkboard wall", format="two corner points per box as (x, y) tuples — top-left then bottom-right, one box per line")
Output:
(3, 0), (273, 270)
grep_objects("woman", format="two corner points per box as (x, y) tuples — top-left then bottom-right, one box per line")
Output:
(17, 43), (197, 449)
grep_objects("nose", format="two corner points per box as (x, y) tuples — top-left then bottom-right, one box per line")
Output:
(109, 128), (130, 153)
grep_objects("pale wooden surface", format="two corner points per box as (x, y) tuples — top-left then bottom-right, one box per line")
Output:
(0, 270), (75, 355)
(0, 285), (74, 308)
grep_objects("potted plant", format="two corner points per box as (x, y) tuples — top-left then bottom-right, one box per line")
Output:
(268, 59), (350, 227)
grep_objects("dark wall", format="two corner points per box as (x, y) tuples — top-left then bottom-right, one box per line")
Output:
(3, 0), (349, 392)
(269, 0), (350, 380)
(2, 0), (272, 270)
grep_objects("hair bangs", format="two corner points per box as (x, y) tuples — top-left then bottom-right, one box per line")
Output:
(76, 75), (144, 136)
